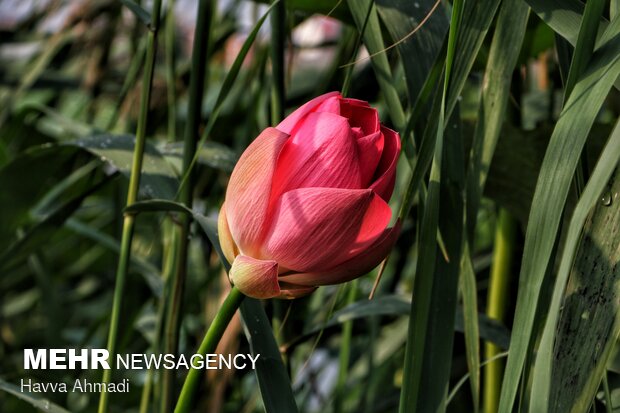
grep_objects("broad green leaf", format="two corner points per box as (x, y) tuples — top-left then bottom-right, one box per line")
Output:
(158, 141), (237, 173)
(549, 174), (620, 413)
(529, 3), (608, 408)
(65, 134), (179, 199)
(460, 242), (481, 413)
(240, 299), (300, 413)
(283, 295), (511, 352)
(563, 0), (606, 100)
(0, 378), (70, 413)
(498, 14), (620, 413)
(525, 0), (607, 46)
(531, 118), (620, 413)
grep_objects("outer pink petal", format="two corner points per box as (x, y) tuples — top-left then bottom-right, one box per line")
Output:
(356, 131), (384, 186)
(217, 203), (238, 264)
(261, 188), (392, 272)
(229, 255), (280, 299)
(370, 126), (401, 201)
(277, 91), (341, 134)
(225, 127), (289, 255)
(271, 112), (363, 196)
(340, 100), (379, 135)
(279, 220), (401, 286)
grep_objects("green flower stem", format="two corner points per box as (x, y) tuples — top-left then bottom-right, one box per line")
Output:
(174, 286), (245, 413)
(161, 0), (213, 411)
(483, 208), (517, 413)
(97, 1), (162, 412)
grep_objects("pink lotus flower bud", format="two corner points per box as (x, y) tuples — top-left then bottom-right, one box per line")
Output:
(218, 92), (401, 299)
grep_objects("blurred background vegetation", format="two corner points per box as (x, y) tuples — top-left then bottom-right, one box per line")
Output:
(0, 0), (619, 412)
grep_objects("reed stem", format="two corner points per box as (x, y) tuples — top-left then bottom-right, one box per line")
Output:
(97, 1), (163, 412)
(161, 0), (213, 411)
(484, 208), (517, 413)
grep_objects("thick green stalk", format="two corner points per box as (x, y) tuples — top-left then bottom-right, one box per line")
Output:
(97, 1), (163, 412)
(161, 0), (213, 411)
(165, 0), (177, 141)
(398, 1), (464, 411)
(174, 287), (245, 413)
(483, 208), (517, 413)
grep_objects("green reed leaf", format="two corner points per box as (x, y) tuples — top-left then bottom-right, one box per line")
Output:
(498, 13), (620, 413)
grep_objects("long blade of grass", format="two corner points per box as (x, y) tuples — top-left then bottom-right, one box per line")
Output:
(446, 0), (502, 116)
(398, 2), (464, 411)
(497, 14), (620, 413)
(530, 113), (620, 413)
(563, 0), (606, 100)
(461, 3), (529, 409)
(465, 0), (530, 240)
(460, 242), (481, 413)
(528, 3), (607, 408)
(398, 0), (502, 241)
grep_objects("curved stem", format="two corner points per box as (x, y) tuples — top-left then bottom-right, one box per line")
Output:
(174, 287), (245, 413)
